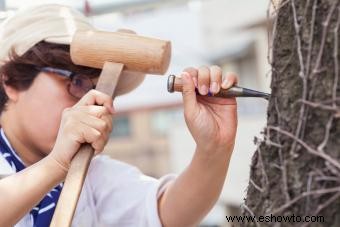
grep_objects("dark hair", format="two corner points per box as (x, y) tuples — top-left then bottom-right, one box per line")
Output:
(0, 41), (101, 113)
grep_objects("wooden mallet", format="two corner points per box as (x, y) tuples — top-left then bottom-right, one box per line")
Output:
(50, 30), (171, 227)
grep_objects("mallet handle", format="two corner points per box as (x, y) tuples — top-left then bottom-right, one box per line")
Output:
(50, 62), (124, 227)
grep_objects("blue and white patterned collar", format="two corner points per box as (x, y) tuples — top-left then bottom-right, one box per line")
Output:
(0, 128), (26, 170)
(0, 128), (63, 227)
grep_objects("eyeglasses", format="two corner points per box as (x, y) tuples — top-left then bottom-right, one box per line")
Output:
(38, 67), (95, 99)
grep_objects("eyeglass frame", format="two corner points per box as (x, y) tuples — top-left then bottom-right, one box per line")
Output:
(36, 66), (96, 99)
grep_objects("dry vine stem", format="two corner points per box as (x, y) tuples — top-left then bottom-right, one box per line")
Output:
(244, 0), (340, 226)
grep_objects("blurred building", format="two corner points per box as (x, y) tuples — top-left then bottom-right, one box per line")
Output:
(1, 0), (271, 226)
(105, 103), (183, 178)
(94, 1), (271, 226)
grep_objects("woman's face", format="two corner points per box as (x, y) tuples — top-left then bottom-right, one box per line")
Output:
(12, 71), (97, 155)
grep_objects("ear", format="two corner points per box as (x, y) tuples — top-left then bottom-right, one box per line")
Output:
(3, 83), (19, 102)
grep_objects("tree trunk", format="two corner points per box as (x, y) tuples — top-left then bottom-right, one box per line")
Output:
(244, 0), (340, 226)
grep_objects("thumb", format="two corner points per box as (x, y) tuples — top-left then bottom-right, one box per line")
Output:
(181, 72), (198, 116)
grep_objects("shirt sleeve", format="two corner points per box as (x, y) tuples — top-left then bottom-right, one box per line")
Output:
(87, 155), (176, 227)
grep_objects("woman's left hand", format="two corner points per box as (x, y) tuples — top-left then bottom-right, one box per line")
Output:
(181, 65), (238, 155)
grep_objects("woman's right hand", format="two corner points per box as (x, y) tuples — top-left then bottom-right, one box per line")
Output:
(49, 90), (114, 171)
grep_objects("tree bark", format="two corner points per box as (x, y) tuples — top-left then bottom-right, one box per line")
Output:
(244, 0), (340, 226)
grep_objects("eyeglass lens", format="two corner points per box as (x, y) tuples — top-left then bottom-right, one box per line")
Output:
(69, 74), (95, 98)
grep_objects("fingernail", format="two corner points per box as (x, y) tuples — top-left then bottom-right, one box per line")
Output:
(192, 77), (198, 87)
(200, 85), (208, 95)
(222, 79), (232, 88)
(210, 82), (218, 94)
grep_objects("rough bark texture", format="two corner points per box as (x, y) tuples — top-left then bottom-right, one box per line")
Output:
(244, 0), (340, 226)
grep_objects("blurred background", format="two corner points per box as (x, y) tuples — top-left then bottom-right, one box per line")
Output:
(0, 0), (271, 226)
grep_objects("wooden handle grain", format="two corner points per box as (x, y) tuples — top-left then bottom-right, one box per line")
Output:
(71, 30), (171, 74)
(50, 62), (124, 227)
(49, 144), (93, 227)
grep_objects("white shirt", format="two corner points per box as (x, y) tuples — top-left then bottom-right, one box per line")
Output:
(0, 150), (175, 227)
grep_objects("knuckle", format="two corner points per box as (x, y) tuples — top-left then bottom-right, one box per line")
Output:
(89, 89), (99, 96)
(210, 65), (221, 71)
(79, 90), (94, 102)
(87, 89), (101, 100)
(99, 120), (108, 131)
(211, 64), (219, 68)
(100, 106), (109, 116)
(210, 65), (222, 75)
(184, 66), (196, 71)
(106, 120), (113, 132)
(93, 130), (102, 140)
(183, 67), (198, 75)
(198, 65), (209, 73)
(94, 89), (111, 100)
(89, 105), (101, 115)
(89, 105), (105, 117)
(198, 65), (209, 70)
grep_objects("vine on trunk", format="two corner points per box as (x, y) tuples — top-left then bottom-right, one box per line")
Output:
(244, 0), (340, 226)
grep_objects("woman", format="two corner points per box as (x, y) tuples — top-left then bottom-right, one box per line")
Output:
(0, 4), (238, 227)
